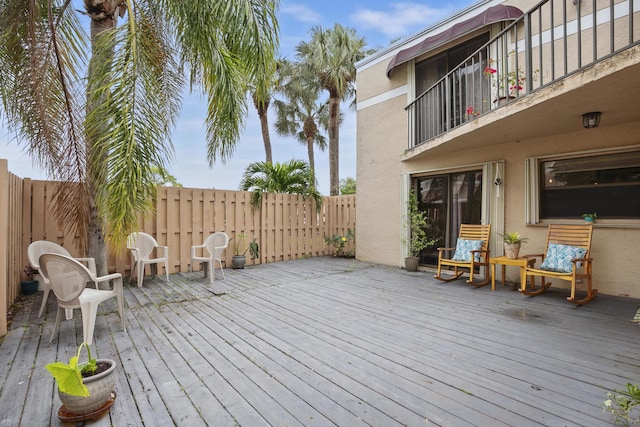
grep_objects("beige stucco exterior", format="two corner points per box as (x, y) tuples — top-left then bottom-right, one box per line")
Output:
(355, 0), (640, 298)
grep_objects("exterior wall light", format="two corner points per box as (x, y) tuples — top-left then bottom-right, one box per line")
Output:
(582, 111), (601, 128)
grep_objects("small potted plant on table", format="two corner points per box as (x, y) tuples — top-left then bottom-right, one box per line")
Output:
(582, 212), (597, 223)
(499, 231), (529, 259)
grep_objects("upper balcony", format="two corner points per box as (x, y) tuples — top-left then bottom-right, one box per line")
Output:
(404, 0), (640, 158)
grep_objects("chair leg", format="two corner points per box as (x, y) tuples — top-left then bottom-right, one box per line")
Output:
(80, 301), (100, 346)
(115, 278), (126, 331)
(217, 259), (225, 280)
(129, 260), (137, 284)
(164, 259), (169, 282)
(208, 260), (215, 284)
(137, 262), (144, 287)
(567, 276), (598, 305)
(50, 307), (63, 342)
(520, 275), (551, 296)
(434, 264), (464, 282)
(467, 266), (490, 287)
(38, 286), (50, 318)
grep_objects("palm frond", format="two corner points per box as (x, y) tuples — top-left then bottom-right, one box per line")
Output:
(1, 0), (90, 247)
(165, 0), (279, 165)
(85, 10), (183, 249)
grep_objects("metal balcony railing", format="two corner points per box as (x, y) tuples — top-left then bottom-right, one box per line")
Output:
(407, 0), (640, 149)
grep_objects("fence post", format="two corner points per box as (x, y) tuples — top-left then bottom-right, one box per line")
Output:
(0, 160), (9, 335)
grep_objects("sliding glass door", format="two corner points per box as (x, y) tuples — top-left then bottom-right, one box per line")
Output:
(415, 170), (483, 265)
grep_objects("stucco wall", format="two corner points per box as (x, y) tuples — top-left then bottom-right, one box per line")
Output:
(356, 95), (408, 264)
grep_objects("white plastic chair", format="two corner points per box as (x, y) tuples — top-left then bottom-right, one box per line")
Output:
(39, 253), (125, 346)
(28, 240), (98, 318)
(127, 232), (169, 287)
(190, 232), (229, 283)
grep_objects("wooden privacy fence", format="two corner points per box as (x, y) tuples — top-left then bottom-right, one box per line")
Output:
(0, 162), (356, 335)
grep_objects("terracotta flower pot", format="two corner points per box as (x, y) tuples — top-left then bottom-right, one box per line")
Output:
(504, 243), (521, 259)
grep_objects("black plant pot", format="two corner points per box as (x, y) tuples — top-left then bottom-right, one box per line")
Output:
(231, 255), (246, 269)
(20, 280), (38, 295)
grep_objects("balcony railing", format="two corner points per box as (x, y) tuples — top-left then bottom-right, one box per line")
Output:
(407, 0), (640, 149)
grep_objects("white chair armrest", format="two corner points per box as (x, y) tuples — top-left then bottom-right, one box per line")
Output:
(191, 244), (205, 258)
(94, 273), (122, 290)
(129, 248), (140, 261)
(75, 257), (97, 275)
(156, 245), (168, 257)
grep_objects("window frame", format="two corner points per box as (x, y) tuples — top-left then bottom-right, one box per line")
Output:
(526, 145), (640, 226)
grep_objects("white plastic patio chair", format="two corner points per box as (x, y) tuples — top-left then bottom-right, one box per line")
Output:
(39, 253), (125, 346)
(28, 240), (98, 318)
(190, 232), (229, 283)
(127, 232), (169, 287)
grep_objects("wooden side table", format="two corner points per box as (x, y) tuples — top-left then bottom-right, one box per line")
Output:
(490, 256), (535, 291)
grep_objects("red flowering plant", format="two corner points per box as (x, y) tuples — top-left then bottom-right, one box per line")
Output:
(465, 105), (480, 119)
(483, 58), (526, 98)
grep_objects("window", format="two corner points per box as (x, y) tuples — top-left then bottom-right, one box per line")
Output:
(529, 149), (640, 221)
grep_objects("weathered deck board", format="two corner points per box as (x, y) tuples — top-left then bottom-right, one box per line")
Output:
(1, 257), (639, 426)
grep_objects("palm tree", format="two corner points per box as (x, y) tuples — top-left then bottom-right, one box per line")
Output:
(252, 90), (274, 164)
(0, 1), (278, 274)
(273, 61), (328, 178)
(250, 58), (288, 164)
(295, 24), (370, 195)
(239, 160), (323, 211)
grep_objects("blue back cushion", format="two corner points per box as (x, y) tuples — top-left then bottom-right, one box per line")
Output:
(452, 239), (483, 262)
(539, 243), (587, 273)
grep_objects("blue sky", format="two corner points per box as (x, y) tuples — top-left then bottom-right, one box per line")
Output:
(1, 1), (474, 194)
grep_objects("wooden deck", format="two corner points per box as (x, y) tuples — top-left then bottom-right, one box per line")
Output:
(1, 257), (639, 426)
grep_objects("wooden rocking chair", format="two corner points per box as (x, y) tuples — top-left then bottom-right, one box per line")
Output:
(434, 224), (491, 286)
(522, 224), (596, 305)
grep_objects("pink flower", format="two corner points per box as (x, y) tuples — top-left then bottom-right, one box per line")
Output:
(466, 106), (475, 115)
(484, 67), (496, 75)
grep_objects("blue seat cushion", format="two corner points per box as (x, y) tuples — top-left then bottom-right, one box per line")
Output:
(539, 243), (587, 273)
(451, 239), (484, 262)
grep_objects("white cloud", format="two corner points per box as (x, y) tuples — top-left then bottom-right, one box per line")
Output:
(281, 4), (321, 24)
(351, 2), (449, 38)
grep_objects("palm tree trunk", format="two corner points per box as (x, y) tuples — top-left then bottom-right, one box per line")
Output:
(258, 106), (273, 164)
(306, 136), (315, 176)
(85, 3), (120, 276)
(328, 92), (340, 196)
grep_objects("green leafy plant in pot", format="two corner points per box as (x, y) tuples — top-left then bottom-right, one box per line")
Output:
(499, 231), (528, 259)
(46, 342), (116, 416)
(404, 189), (435, 271)
(582, 212), (597, 223)
(231, 233), (259, 269)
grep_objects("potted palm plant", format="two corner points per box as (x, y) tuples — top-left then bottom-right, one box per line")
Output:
(404, 189), (434, 271)
(499, 231), (529, 259)
(46, 342), (116, 420)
